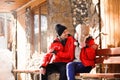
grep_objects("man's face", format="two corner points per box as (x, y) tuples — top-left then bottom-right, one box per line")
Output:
(60, 29), (69, 39)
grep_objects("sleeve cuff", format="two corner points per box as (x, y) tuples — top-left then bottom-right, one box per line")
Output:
(39, 66), (46, 69)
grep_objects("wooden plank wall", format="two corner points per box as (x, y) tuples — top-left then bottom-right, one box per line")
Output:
(100, 0), (120, 48)
(100, 0), (120, 73)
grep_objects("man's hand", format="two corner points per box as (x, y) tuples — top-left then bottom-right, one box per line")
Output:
(40, 67), (46, 75)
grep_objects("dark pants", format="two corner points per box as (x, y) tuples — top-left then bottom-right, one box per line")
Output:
(41, 62), (67, 80)
(66, 62), (92, 80)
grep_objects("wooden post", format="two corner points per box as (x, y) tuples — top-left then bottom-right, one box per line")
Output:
(12, 11), (18, 80)
(38, 6), (41, 54)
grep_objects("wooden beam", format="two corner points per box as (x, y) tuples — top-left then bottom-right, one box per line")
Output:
(16, 0), (46, 16)
(16, 0), (46, 12)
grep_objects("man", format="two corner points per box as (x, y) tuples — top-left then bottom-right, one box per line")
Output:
(39, 24), (76, 80)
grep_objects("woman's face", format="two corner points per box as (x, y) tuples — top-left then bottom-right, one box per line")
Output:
(60, 29), (69, 39)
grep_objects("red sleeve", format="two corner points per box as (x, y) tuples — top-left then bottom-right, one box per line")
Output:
(49, 42), (63, 52)
(56, 36), (75, 60)
(86, 48), (96, 60)
(40, 40), (62, 67)
(40, 53), (53, 67)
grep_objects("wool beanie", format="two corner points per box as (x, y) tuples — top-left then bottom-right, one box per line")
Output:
(55, 24), (67, 36)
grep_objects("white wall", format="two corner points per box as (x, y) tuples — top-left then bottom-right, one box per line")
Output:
(0, 13), (12, 49)
(0, 37), (7, 49)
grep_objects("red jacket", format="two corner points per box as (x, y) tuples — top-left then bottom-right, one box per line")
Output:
(80, 38), (96, 67)
(40, 36), (75, 67)
(80, 47), (96, 67)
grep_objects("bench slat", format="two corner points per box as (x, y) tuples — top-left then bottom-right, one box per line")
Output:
(76, 73), (120, 78)
(96, 47), (120, 56)
(95, 56), (120, 64)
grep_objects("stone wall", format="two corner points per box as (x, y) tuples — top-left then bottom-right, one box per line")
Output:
(47, 0), (74, 47)
(47, 0), (74, 79)
(71, 0), (91, 27)
(47, 0), (100, 43)
(70, 0), (100, 43)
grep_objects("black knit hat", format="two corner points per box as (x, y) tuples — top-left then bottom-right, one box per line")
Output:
(55, 24), (67, 36)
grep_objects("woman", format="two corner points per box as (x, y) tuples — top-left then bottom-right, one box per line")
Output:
(66, 36), (98, 80)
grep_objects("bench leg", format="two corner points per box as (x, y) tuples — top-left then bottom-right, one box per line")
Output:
(104, 64), (108, 73)
(33, 74), (37, 80)
(39, 74), (41, 80)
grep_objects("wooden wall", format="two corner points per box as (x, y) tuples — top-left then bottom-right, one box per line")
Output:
(100, 0), (120, 73)
(101, 0), (120, 48)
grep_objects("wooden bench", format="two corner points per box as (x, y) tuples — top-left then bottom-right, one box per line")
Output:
(13, 47), (120, 80)
(76, 47), (120, 79)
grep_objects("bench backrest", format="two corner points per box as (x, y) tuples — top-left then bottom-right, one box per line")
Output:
(95, 47), (120, 64)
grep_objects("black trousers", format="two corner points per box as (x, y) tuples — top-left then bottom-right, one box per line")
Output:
(41, 62), (67, 80)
